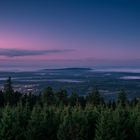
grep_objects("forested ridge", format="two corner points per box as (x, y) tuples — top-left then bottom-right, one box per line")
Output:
(0, 77), (139, 140)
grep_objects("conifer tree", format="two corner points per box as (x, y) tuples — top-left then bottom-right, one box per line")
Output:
(87, 88), (102, 106)
(134, 111), (140, 140)
(69, 92), (79, 106)
(0, 91), (4, 107)
(117, 90), (127, 106)
(84, 107), (99, 140)
(0, 105), (21, 140)
(57, 108), (88, 140)
(55, 88), (68, 105)
(4, 77), (13, 94)
(42, 86), (55, 105)
(3, 77), (14, 105)
(129, 105), (140, 140)
(95, 109), (115, 140)
(113, 105), (129, 140)
(27, 104), (43, 140)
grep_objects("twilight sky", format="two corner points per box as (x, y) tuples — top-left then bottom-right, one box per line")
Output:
(0, 0), (140, 68)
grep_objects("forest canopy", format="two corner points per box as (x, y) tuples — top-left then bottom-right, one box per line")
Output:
(0, 77), (139, 140)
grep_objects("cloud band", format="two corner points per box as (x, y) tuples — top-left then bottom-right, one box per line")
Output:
(0, 48), (73, 57)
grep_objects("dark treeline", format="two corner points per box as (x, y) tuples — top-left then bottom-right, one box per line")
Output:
(0, 77), (139, 140)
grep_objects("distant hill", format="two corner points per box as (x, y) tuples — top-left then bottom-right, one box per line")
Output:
(39, 67), (92, 71)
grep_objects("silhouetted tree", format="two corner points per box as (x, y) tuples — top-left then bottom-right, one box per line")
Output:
(0, 91), (4, 107)
(4, 77), (13, 94)
(87, 88), (103, 106)
(55, 88), (68, 105)
(117, 90), (127, 106)
(3, 77), (14, 105)
(69, 92), (79, 106)
(42, 86), (55, 105)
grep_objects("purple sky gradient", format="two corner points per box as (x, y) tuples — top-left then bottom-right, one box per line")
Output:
(0, 0), (140, 68)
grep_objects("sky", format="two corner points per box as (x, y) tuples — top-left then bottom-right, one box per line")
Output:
(0, 0), (140, 69)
